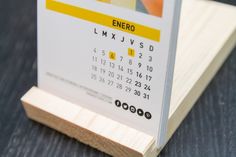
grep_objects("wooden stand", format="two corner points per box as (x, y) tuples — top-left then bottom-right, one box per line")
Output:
(21, 0), (236, 157)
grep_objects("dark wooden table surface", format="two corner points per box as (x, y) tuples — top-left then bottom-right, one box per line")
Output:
(0, 0), (236, 157)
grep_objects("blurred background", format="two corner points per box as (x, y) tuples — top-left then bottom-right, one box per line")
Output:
(0, 0), (235, 157)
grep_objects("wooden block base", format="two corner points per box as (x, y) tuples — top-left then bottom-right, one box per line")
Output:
(21, 0), (236, 157)
(22, 87), (157, 157)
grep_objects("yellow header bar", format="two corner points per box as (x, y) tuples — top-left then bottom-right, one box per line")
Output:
(46, 0), (161, 42)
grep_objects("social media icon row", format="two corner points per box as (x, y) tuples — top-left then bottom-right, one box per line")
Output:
(115, 99), (152, 120)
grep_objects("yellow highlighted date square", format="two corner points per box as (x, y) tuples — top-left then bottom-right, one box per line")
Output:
(109, 51), (116, 60)
(128, 48), (135, 57)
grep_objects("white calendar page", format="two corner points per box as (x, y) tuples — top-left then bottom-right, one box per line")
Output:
(38, 0), (182, 147)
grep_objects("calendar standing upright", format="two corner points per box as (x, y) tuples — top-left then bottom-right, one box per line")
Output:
(38, 0), (182, 147)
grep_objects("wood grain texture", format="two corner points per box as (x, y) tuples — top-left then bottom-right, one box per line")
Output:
(0, 0), (236, 157)
(21, 87), (157, 157)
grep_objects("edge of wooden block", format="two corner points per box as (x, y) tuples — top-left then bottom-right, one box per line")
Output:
(21, 87), (158, 157)
(166, 0), (236, 145)
(167, 22), (236, 142)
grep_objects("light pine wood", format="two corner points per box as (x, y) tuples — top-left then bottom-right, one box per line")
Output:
(22, 87), (155, 157)
(21, 0), (236, 157)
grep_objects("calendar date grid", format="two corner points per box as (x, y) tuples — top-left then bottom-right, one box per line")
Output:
(90, 47), (156, 101)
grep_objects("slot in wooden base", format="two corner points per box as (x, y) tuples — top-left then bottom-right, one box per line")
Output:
(21, 0), (236, 157)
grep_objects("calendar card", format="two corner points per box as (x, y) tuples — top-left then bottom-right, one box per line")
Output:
(38, 0), (182, 147)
